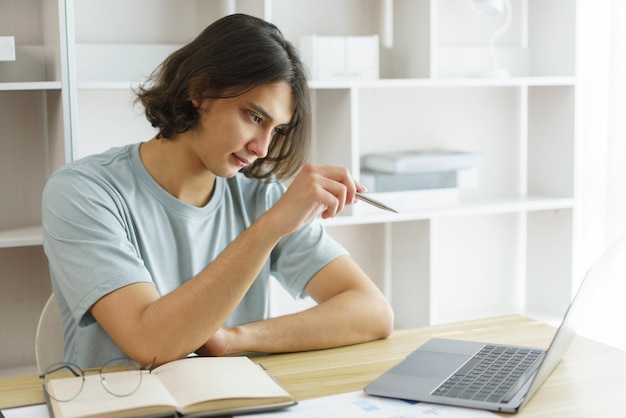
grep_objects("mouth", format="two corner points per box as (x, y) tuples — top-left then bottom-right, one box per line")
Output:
(232, 153), (251, 168)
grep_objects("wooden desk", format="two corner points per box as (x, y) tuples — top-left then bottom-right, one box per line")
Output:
(1, 315), (624, 417)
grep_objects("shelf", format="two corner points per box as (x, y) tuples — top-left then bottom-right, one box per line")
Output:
(309, 76), (576, 90)
(0, 82), (63, 91)
(72, 77), (576, 91)
(0, 198), (575, 245)
(323, 195), (574, 227)
(0, 226), (43, 248)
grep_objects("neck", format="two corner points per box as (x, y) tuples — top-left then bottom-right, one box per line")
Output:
(139, 137), (216, 207)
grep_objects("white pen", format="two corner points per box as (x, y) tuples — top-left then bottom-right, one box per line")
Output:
(355, 192), (399, 213)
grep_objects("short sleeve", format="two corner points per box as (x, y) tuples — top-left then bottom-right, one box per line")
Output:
(42, 169), (153, 326)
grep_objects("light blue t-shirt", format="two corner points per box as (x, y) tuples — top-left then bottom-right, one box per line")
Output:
(42, 143), (347, 368)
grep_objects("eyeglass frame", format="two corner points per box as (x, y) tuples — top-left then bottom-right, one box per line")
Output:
(40, 357), (157, 402)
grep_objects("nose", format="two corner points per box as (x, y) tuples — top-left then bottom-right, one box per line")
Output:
(247, 129), (272, 159)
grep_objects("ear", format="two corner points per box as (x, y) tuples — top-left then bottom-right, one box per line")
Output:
(189, 79), (209, 108)
(193, 98), (212, 113)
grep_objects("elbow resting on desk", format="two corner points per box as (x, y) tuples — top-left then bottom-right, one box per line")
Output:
(378, 300), (395, 339)
(365, 293), (395, 341)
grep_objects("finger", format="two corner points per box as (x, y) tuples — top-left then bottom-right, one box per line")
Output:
(311, 183), (341, 219)
(315, 165), (358, 205)
(312, 175), (347, 217)
(354, 180), (368, 194)
(289, 163), (356, 219)
(303, 202), (326, 224)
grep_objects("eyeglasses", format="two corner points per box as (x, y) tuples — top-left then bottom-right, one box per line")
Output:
(40, 357), (156, 402)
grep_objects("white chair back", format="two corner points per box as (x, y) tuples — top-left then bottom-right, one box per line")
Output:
(35, 293), (65, 374)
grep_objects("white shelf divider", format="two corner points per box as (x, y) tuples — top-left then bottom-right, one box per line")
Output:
(0, 226), (44, 248)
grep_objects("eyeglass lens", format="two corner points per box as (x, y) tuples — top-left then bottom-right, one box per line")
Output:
(43, 358), (145, 402)
(43, 363), (85, 402)
(99, 358), (143, 397)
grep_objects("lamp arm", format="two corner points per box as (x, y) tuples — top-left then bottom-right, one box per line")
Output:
(487, 0), (512, 71)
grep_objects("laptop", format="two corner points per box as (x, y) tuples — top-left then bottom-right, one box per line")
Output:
(365, 236), (625, 413)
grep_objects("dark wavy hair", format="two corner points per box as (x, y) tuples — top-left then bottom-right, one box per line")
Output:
(134, 14), (311, 181)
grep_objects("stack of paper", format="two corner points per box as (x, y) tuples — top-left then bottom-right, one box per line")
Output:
(355, 149), (482, 214)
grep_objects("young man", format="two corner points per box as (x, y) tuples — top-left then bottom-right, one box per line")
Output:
(42, 14), (393, 368)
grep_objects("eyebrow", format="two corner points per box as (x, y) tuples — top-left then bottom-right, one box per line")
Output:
(248, 102), (292, 128)
(248, 102), (273, 122)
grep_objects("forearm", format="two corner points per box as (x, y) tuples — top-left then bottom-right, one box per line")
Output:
(94, 211), (284, 365)
(203, 287), (394, 356)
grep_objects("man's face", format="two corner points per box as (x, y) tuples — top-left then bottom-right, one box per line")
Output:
(189, 82), (295, 178)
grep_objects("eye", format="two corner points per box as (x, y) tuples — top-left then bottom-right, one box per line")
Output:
(273, 125), (288, 136)
(248, 112), (262, 124)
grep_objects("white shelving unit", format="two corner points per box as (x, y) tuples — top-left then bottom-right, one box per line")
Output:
(0, 0), (70, 374)
(280, 0), (577, 328)
(0, 0), (578, 374)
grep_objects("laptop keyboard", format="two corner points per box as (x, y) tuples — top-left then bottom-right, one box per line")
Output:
(431, 344), (544, 404)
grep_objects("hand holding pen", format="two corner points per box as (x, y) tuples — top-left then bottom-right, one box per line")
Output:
(273, 164), (398, 235)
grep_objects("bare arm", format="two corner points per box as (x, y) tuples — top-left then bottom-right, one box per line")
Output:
(196, 254), (394, 356)
(91, 163), (379, 366)
(91, 211), (281, 366)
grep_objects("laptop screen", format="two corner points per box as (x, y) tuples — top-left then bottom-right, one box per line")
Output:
(522, 236), (625, 407)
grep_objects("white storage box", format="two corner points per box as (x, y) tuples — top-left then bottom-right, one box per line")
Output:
(360, 170), (458, 193)
(360, 168), (480, 193)
(0, 36), (16, 61)
(299, 35), (379, 81)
